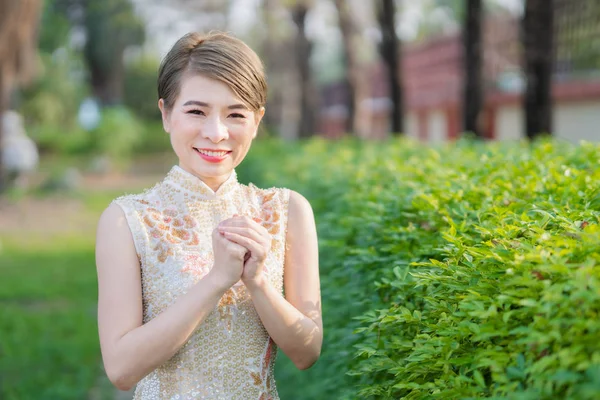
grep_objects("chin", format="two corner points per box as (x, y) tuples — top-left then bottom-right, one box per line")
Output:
(190, 160), (233, 177)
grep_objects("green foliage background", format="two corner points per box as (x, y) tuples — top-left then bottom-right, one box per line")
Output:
(238, 137), (600, 400)
(3, 136), (600, 399)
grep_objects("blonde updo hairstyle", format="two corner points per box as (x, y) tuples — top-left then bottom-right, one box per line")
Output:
(157, 32), (267, 113)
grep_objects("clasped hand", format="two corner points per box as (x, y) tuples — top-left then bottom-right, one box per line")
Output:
(210, 215), (272, 290)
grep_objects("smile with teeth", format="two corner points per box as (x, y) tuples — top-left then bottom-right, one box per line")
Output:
(195, 148), (231, 157)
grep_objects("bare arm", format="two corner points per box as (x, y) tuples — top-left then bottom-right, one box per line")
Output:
(219, 191), (323, 369)
(96, 203), (245, 390)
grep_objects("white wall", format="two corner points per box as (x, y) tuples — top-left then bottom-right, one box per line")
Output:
(406, 112), (419, 139)
(429, 110), (446, 143)
(554, 100), (600, 143)
(415, 100), (600, 143)
(496, 105), (524, 141)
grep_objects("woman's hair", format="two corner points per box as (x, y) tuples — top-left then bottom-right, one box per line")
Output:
(157, 31), (267, 112)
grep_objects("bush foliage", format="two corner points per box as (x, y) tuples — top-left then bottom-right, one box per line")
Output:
(124, 55), (162, 121)
(238, 137), (600, 400)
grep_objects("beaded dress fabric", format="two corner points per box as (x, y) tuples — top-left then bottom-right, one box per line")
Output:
(112, 166), (290, 400)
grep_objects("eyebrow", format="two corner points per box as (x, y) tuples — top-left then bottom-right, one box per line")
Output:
(182, 100), (248, 110)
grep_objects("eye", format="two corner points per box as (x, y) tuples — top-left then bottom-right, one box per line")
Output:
(187, 109), (205, 116)
(229, 113), (246, 119)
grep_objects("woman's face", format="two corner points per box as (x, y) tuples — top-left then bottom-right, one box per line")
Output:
(159, 74), (264, 190)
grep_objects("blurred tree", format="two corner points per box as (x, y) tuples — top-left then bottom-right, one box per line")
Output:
(377, 0), (404, 135)
(261, 0), (282, 133)
(37, 0), (72, 53)
(20, 51), (87, 146)
(416, 0), (517, 41)
(463, 0), (483, 137)
(83, 0), (145, 106)
(522, 0), (554, 138)
(260, 0), (299, 139)
(334, 0), (368, 136)
(138, 0), (231, 32)
(0, 0), (42, 191)
(416, 0), (465, 40)
(124, 55), (161, 120)
(290, 1), (317, 138)
(554, 0), (600, 78)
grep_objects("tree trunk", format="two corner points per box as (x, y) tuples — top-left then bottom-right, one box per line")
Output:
(378, 0), (404, 135)
(87, 56), (126, 106)
(261, 0), (280, 133)
(83, 0), (144, 107)
(291, 3), (317, 138)
(261, 0), (296, 138)
(0, 73), (5, 192)
(0, 0), (41, 192)
(335, 0), (356, 134)
(523, 0), (554, 139)
(335, 0), (370, 136)
(463, 0), (483, 137)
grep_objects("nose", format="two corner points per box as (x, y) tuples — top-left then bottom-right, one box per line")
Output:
(202, 115), (229, 143)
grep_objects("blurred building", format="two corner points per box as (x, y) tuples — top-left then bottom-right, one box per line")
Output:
(318, 3), (600, 142)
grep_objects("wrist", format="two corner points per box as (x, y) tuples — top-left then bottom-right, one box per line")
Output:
(205, 269), (235, 294)
(243, 274), (268, 293)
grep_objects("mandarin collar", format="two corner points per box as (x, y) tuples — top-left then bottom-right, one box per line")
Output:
(164, 165), (239, 200)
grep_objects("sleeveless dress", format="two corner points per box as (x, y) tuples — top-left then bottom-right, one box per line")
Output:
(112, 165), (290, 400)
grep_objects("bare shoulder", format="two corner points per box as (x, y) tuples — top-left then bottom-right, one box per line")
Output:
(95, 202), (139, 271)
(96, 192), (149, 243)
(287, 190), (315, 223)
(286, 190), (317, 246)
(98, 202), (127, 229)
(96, 202), (133, 245)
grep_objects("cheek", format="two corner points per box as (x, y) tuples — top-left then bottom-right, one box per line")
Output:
(169, 121), (198, 158)
(170, 118), (198, 140)
(229, 127), (255, 159)
(230, 126), (255, 148)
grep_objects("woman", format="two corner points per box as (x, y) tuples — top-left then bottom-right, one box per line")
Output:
(95, 32), (322, 399)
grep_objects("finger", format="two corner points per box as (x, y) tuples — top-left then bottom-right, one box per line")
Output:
(220, 227), (271, 252)
(223, 238), (248, 259)
(218, 226), (264, 244)
(218, 215), (244, 227)
(215, 228), (246, 250)
(222, 232), (266, 260)
(221, 216), (270, 236)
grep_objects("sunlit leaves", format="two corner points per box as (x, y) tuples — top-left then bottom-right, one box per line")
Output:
(240, 137), (600, 399)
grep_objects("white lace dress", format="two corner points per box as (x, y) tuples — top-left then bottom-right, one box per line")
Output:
(112, 166), (290, 400)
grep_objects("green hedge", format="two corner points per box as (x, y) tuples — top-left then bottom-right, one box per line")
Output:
(238, 137), (600, 400)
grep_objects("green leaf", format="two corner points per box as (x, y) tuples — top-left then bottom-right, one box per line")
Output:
(473, 370), (486, 388)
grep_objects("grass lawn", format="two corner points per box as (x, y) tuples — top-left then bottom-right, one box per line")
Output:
(0, 235), (115, 399)
(0, 161), (162, 399)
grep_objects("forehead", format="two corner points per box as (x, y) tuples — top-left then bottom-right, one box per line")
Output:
(177, 74), (243, 104)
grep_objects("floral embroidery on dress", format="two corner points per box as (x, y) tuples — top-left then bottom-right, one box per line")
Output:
(143, 206), (200, 262)
(152, 241), (174, 263)
(246, 190), (281, 252)
(217, 285), (249, 335)
(249, 338), (276, 400)
(259, 192), (281, 236)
